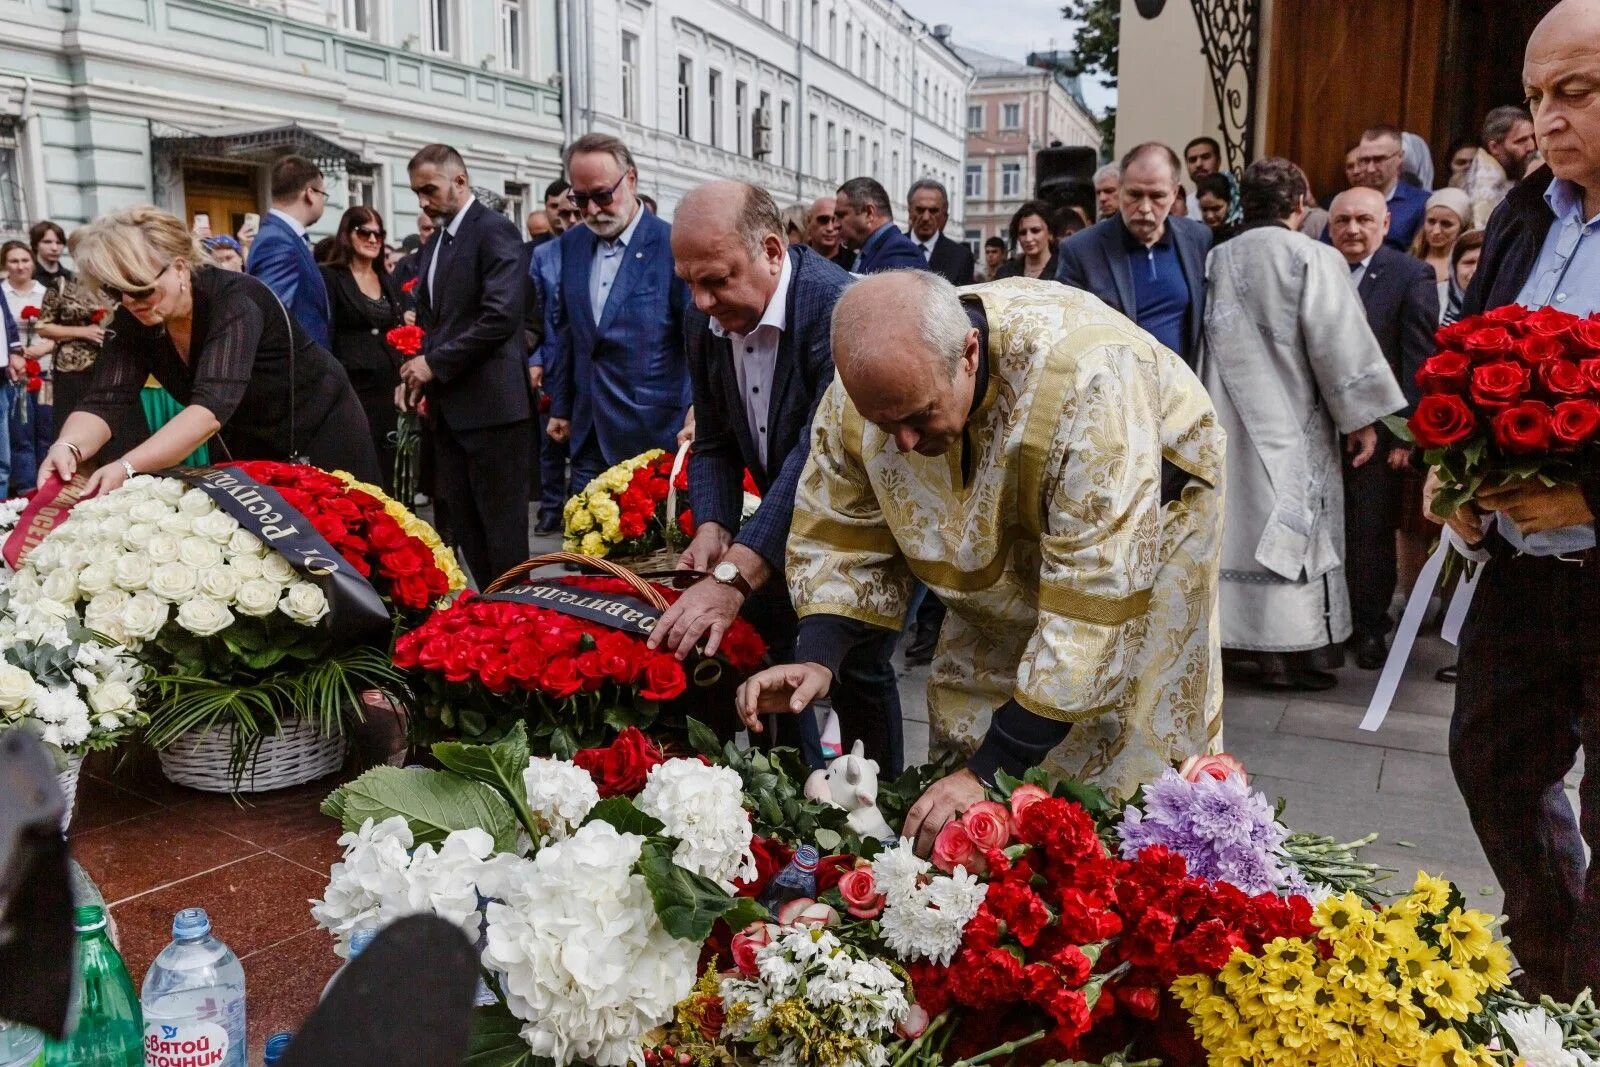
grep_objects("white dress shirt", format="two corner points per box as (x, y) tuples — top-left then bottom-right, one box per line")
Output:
(268, 207), (307, 239)
(915, 233), (938, 262)
(426, 200), (473, 299)
(1347, 254), (1374, 290)
(709, 252), (793, 468)
(588, 205), (645, 323)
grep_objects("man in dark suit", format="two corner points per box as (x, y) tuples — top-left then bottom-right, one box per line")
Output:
(1328, 186), (1438, 669)
(545, 134), (690, 493)
(1347, 124), (1431, 251)
(649, 180), (903, 772)
(248, 155), (332, 349)
(399, 143), (532, 587)
(391, 213), (436, 314)
(1057, 142), (1212, 368)
(836, 177), (926, 274)
(906, 179), (975, 286)
(806, 196), (854, 271)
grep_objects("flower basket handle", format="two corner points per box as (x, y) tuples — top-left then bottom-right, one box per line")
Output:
(485, 551), (671, 612)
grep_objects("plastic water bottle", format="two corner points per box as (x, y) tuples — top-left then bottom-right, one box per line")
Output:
(0, 1020), (43, 1067)
(139, 909), (246, 1067)
(43, 905), (143, 1066)
(319, 927), (377, 1000)
(261, 1033), (292, 1067)
(757, 844), (820, 915)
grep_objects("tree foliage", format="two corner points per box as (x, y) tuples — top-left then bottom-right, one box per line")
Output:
(1061, 0), (1120, 90)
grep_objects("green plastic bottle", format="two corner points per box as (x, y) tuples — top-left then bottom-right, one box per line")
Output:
(43, 905), (143, 1066)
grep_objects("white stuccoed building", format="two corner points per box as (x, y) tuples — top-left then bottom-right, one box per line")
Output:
(561, 0), (973, 222)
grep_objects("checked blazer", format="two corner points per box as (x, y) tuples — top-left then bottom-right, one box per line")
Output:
(684, 244), (853, 569)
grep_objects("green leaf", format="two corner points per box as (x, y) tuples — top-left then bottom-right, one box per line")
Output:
(636, 839), (768, 941)
(583, 796), (665, 837)
(432, 722), (538, 840)
(813, 827), (842, 852)
(602, 702), (652, 731)
(685, 716), (722, 758)
(1380, 414), (1414, 443)
(328, 765), (520, 852)
(548, 727), (578, 761)
(463, 1003), (547, 1067)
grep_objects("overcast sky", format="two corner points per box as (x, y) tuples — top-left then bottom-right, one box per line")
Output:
(901, 0), (1117, 115)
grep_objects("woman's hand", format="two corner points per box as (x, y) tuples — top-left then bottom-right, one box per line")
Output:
(38, 441), (79, 488)
(82, 461), (130, 499)
(83, 325), (106, 346)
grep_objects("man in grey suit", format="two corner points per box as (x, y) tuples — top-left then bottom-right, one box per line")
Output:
(1057, 142), (1212, 367)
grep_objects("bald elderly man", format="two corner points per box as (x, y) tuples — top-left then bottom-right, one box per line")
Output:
(737, 271), (1227, 848)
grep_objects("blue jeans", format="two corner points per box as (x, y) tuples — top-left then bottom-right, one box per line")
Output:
(8, 388), (45, 493)
(0, 382), (14, 492)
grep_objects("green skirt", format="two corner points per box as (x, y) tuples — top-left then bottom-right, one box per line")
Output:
(140, 386), (210, 467)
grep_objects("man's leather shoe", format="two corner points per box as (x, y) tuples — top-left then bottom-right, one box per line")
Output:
(1353, 634), (1388, 670)
(904, 632), (936, 666)
(1261, 668), (1339, 692)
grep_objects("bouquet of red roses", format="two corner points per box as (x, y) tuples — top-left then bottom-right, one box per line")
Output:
(1397, 304), (1600, 518)
(393, 575), (766, 751)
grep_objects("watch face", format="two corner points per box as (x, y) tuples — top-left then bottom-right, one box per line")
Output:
(714, 562), (738, 582)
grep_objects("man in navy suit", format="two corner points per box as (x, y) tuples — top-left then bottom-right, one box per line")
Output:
(649, 180), (903, 772)
(836, 177), (926, 274)
(1348, 124), (1431, 251)
(545, 134), (690, 493)
(247, 155), (332, 349)
(1329, 186), (1439, 669)
(400, 143), (532, 586)
(1058, 142), (1212, 368)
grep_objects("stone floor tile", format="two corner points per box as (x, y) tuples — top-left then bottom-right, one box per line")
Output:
(239, 926), (343, 1066)
(75, 808), (260, 904)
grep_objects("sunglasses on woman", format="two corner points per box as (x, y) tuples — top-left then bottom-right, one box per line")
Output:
(570, 173), (628, 211)
(354, 225), (387, 240)
(104, 263), (171, 303)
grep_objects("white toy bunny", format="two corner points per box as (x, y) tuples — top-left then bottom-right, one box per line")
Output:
(803, 739), (897, 842)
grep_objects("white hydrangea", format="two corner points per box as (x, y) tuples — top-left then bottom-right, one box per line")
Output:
(481, 821), (699, 1067)
(0, 598), (145, 753)
(523, 757), (600, 842)
(634, 758), (756, 889)
(874, 845), (987, 966)
(311, 815), (416, 944)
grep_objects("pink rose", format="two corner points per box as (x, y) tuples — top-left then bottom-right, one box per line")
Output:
(837, 865), (886, 919)
(775, 898), (815, 926)
(932, 820), (983, 875)
(1177, 753), (1248, 784)
(960, 800), (1013, 852)
(895, 1004), (930, 1040)
(793, 901), (841, 928)
(730, 922), (773, 977)
(1008, 783), (1051, 821)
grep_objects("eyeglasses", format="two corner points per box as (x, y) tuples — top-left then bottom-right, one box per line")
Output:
(813, 214), (836, 225)
(354, 225), (387, 240)
(570, 173), (628, 210)
(1352, 151), (1401, 168)
(309, 186), (329, 199)
(104, 263), (171, 303)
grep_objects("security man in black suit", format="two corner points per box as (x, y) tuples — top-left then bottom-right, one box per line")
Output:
(906, 179), (976, 286)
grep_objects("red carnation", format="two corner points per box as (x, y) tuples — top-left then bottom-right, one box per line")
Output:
(1416, 351), (1471, 394)
(386, 324), (426, 356)
(90, 308), (107, 324)
(986, 880), (1053, 948)
(18, 305), (39, 322)
(401, 276), (419, 294)
(1551, 399), (1600, 451)
(1491, 400), (1553, 455)
(1470, 361), (1532, 408)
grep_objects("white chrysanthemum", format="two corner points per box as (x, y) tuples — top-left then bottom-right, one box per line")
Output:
(481, 821), (698, 1067)
(877, 865), (986, 966)
(870, 840), (932, 907)
(523, 757), (599, 842)
(634, 758), (756, 888)
(1499, 1007), (1596, 1067)
(311, 816), (416, 944)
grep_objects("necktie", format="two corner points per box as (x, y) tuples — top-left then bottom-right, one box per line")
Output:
(1350, 260), (1362, 273)
(922, 243), (933, 262)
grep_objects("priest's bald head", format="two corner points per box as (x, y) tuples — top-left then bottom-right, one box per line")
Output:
(830, 270), (982, 457)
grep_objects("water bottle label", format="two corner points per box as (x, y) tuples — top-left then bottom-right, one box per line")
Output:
(144, 1021), (229, 1067)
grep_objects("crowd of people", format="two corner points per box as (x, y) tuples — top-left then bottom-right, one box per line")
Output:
(1, 0), (1596, 993)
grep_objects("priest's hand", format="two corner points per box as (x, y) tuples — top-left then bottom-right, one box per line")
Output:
(902, 770), (987, 858)
(1424, 469), (1486, 547)
(735, 662), (833, 732)
(1476, 480), (1595, 535)
(1345, 425), (1379, 468)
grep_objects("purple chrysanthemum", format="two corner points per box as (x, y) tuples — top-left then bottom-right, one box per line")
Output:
(1117, 770), (1290, 895)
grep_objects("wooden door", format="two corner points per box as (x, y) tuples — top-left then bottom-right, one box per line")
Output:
(181, 163), (259, 240)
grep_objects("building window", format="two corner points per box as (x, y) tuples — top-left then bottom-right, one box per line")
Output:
(967, 104), (983, 131)
(808, 113), (818, 175)
(620, 32), (641, 123)
(809, 0), (819, 45)
(841, 127), (851, 175)
(342, 0), (370, 35)
(0, 123), (22, 235)
(871, 139), (880, 175)
(1002, 102), (1021, 129)
(760, 0), (770, 21)
(858, 30), (867, 75)
(826, 121), (837, 181)
(964, 228), (981, 256)
(858, 134), (866, 176)
(964, 163), (982, 198)
(844, 20), (853, 70)
(1001, 161), (1022, 196)
(781, 0), (790, 33)
(503, 181), (527, 224)
(735, 81), (749, 156)
(827, 11), (836, 60)
(677, 57), (693, 138)
(708, 70), (723, 148)
(424, 0), (452, 54)
(348, 168), (377, 207)
(497, 0), (524, 71)
(779, 100), (791, 167)
(891, 149), (900, 187)
(755, 90), (772, 160)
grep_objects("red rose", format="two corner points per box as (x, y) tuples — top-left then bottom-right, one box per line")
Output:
(1491, 400), (1553, 455)
(572, 726), (665, 797)
(539, 656), (584, 699)
(837, 865), (886, 919)
(1572, 318), (1600, 353)
(1408, 396), (1478, 451)
(1178, 753), (1248, 783)
(1470, 361), (1531, 408)
(593, 630), (644, 685)
(1580, 358), (1600, 393)
(1416, 351), (1471, 394)
(1117, 986), (1162, 1020)
(18, 305), (39, 322)
(1523, 305), (1582, 338)
(960, 800), (1013, 852)
(1435, 318), (1477, 350)
(639, 654), (686, 701)
(729, 922), (772, 977)
(1464, 325), (1518, 362)
(1483, 304), (1531, 327)
(1538, 358), (1590, 398)
(734, 835), (793, 897)
(931, 819), (982, 875)
(1517, 334), (1568, 366)
(391, 573), (430, 608)
(1551, 399), (1600, 451)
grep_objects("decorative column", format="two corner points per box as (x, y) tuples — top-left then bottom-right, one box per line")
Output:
(1188, 0), (1260, 173)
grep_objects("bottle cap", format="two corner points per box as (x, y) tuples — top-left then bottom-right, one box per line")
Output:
(172, 907), (212, 940)
(264, 1032), (293, 1065)
(348, 927), (379, 957)
(793, 844), (819, 871)
(73, 904), (106, 933)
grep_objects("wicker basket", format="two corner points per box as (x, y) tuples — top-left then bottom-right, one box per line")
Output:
(158, 716), (347, 793)
(57, 752), (83, 834)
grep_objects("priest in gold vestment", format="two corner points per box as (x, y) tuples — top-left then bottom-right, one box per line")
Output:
(736, 271), (1226, 849)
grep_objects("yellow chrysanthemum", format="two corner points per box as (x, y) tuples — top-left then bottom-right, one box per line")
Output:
(1415, 959), (1481, 1022)
(1418, 1027), (1497, 1067)
(601, 518), (622, 542)
(1434, 907), (1495, 962)
(569, 508), (595, 533)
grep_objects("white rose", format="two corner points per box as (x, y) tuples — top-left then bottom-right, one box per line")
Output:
(0, 664), (34, 712)
(113, 554), (153, 592)
(235, 579), (282, 618)
(193, 511), (239, 543)
(40, 568), (78, 605)
(120, 593), (170, 642)
(76, 561), (116, 598)
(84, 590), (131, 635)
(148, 561), (200, 602)
(177, 488), (215, 515)
(88, 681), (137, 718)
(230, 555), (264, 581)
(129, 499), (169, 525)
(121, 523), (156, 552)
(156, 512), (195, 537)
(280, 582), (330, 626)
(178, 537), (223, 571)
(145, 533), (182, 565)
(28, 540), (62, 571)
(197, 567), (240, 603)
(59, 545), (92, 572)
(228, 528), (265, 556)
(176, 598), (233, 637)
(96, 515), (132, 541)
(260, 553), (297, 585)
(151, 477), (187, 505)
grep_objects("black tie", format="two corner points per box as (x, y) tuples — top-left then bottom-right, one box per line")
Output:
(1350, 260), (1362, 273)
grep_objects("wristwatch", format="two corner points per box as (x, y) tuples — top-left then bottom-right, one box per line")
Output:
(711, 561), (752, 597)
